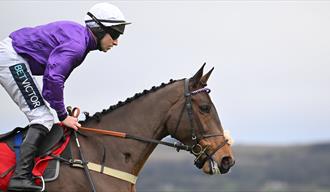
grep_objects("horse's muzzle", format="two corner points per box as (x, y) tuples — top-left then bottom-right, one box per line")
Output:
(219, 156), (235, 174)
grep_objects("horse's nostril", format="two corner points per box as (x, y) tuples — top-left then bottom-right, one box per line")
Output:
(220, 156), (234, 169)
(222, 156), (231, 163)
(217, 156), (234, 174)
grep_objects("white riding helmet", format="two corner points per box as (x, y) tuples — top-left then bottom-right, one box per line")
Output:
(85, 2), (131, 34)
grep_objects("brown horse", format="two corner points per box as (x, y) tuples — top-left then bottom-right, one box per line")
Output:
(46, 64), (235, 192)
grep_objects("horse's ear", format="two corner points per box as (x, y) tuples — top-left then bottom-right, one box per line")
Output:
(191, 63), (206, 88)
(200, 67), (214, 87)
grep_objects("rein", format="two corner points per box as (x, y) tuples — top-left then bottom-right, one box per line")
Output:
(76, 78), (226, 160)
(78, 126), (192, 152)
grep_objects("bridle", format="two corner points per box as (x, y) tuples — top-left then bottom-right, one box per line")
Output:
(60, 78), (229, 191)
(172, 78), (228, 170)
(73, 78), (228, 170)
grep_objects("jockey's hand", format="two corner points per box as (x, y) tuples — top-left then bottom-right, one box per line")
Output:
(62, 116), (81, 131)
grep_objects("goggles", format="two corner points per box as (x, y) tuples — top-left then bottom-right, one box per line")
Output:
(106, 27), (121, 40)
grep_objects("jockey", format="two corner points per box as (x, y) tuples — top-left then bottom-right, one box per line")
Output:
(0, 2), (130, 191)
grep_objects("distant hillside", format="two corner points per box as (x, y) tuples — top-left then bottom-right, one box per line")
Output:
(136, 143), (330, 192)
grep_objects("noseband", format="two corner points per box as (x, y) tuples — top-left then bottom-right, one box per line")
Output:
(172, 79), (228, 169)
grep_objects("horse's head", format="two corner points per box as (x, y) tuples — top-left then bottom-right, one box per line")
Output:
(166, 64), (235, 175)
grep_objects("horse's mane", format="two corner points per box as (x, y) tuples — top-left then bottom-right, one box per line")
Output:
(81, 78), (180, 123)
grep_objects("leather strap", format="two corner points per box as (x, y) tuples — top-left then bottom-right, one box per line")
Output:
(72, 161), (137, 184)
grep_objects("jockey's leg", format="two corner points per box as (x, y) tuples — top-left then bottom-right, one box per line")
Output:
(1, 37), (54, 191)
(7, 124), (49, 191)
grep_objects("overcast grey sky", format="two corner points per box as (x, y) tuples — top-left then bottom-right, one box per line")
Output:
(0, 1), (329, 144)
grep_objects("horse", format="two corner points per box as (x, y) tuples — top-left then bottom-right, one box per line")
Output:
(45, 64), (235, 192)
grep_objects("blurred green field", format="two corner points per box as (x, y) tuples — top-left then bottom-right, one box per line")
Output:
(137, 143), (330, 192)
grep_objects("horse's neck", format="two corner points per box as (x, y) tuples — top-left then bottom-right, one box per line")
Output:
(81, 81), (183, 176)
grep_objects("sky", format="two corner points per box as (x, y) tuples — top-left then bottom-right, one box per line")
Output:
(0, 1), (329, 145)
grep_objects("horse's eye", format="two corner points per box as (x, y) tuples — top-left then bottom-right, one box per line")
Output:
(199, 105), (211, 113)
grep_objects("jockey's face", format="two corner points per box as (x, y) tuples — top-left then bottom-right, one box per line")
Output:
(100, 33), (118, 52)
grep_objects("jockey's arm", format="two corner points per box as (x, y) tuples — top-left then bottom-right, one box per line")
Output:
(42, 42), (84, 130)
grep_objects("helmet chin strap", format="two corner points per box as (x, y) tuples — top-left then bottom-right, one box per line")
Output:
(88, 26), (106, 51)
(95, 34), (105, 52)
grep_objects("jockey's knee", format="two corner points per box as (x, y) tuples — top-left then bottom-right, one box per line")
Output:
(40, 118), (54, 131)
(29, 112), (54, 131)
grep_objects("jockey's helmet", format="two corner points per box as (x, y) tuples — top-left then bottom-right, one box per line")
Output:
(85, 3), (130, 44)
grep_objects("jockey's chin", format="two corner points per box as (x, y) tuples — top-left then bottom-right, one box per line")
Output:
(102, 47), (111, 52)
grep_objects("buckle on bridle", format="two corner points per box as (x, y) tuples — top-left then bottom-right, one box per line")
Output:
(191, 144), (204, 156)
(193, 145), (209, 169)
